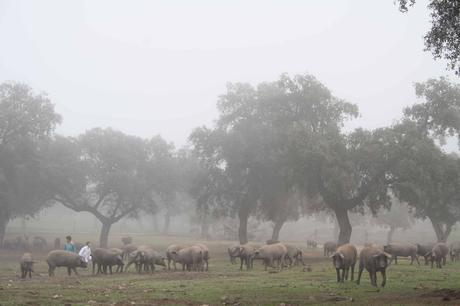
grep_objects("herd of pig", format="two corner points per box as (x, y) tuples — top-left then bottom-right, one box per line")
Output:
(19, 242), (210, 279)
(229, 240), (460, 287)
(16, 239), (460, 288)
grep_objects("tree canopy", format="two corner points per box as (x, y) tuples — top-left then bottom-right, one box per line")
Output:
(0, 82), (61, 245)
(398, 0), (460, 75)
(46, 128), (168, 247)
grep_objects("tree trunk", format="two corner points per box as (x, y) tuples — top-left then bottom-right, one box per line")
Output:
(430, 218), (452, 242)
(0, 217), (8, 247)
(334, 206), (352, 246)
(99, 221), (112, 248)
(332, 219), (339, 241)
(271, 217), (285, 241)
(163, 211), (171, 234)
(238, 208), (249, 245)
(387, 226), (396, 245)
(0, 209), (10, 247)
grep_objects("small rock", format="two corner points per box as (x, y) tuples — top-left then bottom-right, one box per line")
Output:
(52, 294), (60, 299)
(87, 300), (97, 305)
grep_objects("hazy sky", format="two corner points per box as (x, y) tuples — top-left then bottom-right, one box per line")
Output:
(0, 0), (456, 147)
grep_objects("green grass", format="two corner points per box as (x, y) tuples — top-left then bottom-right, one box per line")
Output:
(1, 237), (460, 305)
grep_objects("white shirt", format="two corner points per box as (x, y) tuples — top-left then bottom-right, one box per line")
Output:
(78, 245), (92, 263)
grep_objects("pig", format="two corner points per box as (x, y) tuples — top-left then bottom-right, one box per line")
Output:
(140, 248), (166, 272)
(194, 243), (210, 271)
(20, 253), (34, 279)
(449, 241), (460, 262)
(109, 248), (124, 273)
(306, 240), (317, 248)
(121, 236), (133, 245)
(383, 243), (420, 265)
(363, 242), (383, 249)
(170, 246), (203, 271)
(125, 245), (154, 272)
(254, 243), (287, 270)
(92, 248), (124, 274)
(416, 243), (436, 265)
(238, 244), (256, 270)
(121, 244), (138, 260)
(284, 244), (304, 266)
(228, 244), (240, 264)
(323, 241), (337, 257)
(426, 242), (449, 269)
(46, 250), (87, 276)
(331, 243), (357, 283)
(356, 247), (392, 287)
(125, 250), (143, 273)
(166, 244), (188, 270)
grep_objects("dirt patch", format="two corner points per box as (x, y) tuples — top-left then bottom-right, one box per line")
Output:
(422, 289), (460, 301)
(114, 298), (198, 306)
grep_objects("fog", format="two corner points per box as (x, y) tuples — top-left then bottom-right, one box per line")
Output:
(1, 0), (458, 246)
(1, 0), (455, 145)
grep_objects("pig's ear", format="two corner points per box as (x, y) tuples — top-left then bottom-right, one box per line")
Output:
(330, 252), (343, 259)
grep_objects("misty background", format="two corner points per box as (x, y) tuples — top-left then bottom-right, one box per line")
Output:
(0, 0), (457, 245)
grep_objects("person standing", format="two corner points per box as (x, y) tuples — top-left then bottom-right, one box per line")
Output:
(64, 235), (76, 253)
(78, 241), (92, 263)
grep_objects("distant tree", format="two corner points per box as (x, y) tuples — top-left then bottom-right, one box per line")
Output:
(373, 198), (414, 244)
(404, 77), (460, 143)
(46, 129), (152, 247)
(388, 77), (460, 242)
(0, 82), (61, 246)
(177, 148), (216, 239)
(262, 75), (394, 245)
(383, 119), (460, 242)
(143, 136), (179, 234)
(190, 121), (264, 244)
(398, 1), (460, 75)
(190, 74), (396, 245)
(258, 187), (304, 241)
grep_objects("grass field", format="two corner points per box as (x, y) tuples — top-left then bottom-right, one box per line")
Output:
(1, 234), (460, 306)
